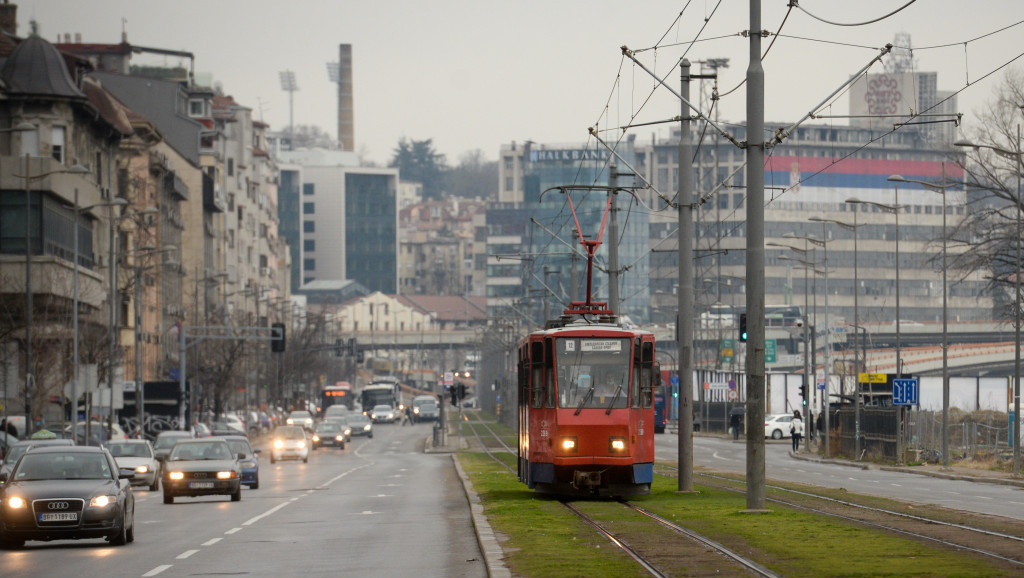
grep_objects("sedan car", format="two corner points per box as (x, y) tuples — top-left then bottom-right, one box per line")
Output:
(312, 421), (345, 450)
(153, 431), (193, 464)
(370, 404), (396, 424)
(346, 414), (373, 439)
(106, 440), (161, 491)
(161, 439), (242, 504)
(323, 416), (352, 443)
(285, 410), (315, 431)
(270, 426), (309, 464)
(221, 435), (259, 490)
(764, 414), (795, 440)
(0, 446), (135, 548)
(1, 439), (76, 482)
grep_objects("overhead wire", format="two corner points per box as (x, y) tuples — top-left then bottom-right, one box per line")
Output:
(794, 0), (917, 28)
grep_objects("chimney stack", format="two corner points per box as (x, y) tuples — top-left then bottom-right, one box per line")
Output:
(0, 2), (16, 37)
(338, 44), (354, 152)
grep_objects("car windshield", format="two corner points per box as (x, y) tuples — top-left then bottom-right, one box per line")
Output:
(348, 415), (369, 425)
(3, 445), (29, 465)
(289, 412), (311, 419)
(373, 405), (391, 412)
(169, 442), (232, 461)
(14, 452), (111, 481)
(226, 440), (252, 457)
(155, 435), (188, 449)
(316, 422), (340, 432)
(107, 443), (152, 458)
(276, 427), (305, 440)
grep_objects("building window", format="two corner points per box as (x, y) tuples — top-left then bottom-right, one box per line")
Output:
(303, 220), (315, 233)
(304, 258), (315, 271)
(95, 151), (102, 185)
(227, 158), (234, 176)
(188, 99), (206, 117)
(51, 126), (65, 164)
(505, 177), (513, 191)
(20, 125), (38, 157)
(303, 202), (315, 214)
(303, 183), (315, 196)
(304, 239), (315, 252)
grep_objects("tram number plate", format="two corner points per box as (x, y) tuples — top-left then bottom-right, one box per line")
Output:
(189, 482), (215, 489)
(39, 512), (78, 522)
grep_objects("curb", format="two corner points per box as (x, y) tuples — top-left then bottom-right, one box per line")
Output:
(451, 453), (511, 578)
(789, 450), (1024, 487)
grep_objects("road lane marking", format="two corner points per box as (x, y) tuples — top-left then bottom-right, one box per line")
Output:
(890, 483), (903, 487)
(243, 501), (292, 526)
(142, 565), (172, 577)
(176, 550), (198, 559)
(225, 527), (242, 534)
(201, 538), (222, 546)
(975, 495), (993, 500)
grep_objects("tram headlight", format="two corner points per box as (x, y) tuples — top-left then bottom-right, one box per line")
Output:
(608, 437), (627, 453)
(560, 436), (578, 453)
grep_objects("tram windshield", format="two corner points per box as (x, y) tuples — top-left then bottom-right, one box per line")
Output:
(555, 337), (631, 410)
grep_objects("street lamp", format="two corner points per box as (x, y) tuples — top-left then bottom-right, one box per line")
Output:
(888, 169), (959, 469)
(779, 253), (823, 454)
(189, 270), (229, 427)
(71, 193), (127, 441)
(955, 135), (1024, 476)
(16, 156), (90, 436)
(847, 194), (907, 461)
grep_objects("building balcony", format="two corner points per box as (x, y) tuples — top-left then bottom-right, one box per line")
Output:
(0, 253), (108, 312)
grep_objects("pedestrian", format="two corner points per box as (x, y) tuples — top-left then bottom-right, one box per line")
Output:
(790, 410), (804, 452)
(806, 411), (815, 441)
(729, 412), (741, 441)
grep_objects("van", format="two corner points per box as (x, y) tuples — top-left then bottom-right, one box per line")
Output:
(412, 395), (439, 422)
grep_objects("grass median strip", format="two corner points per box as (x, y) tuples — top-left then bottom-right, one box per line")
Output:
(458, 453), (1008, 577)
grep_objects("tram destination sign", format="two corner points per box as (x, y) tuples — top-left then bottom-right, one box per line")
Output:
(580, 340), (623, 353)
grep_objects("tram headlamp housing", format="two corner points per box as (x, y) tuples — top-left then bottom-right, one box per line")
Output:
(608, 437), (627, 453)
(560, 436), (578, 453)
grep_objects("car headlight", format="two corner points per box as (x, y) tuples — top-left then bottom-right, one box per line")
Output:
(343, 428), (351, 435)
(305, 418), (313, 425)
(609, 437), (627, 452)
(297, 441), (306, 449)
(312, 435), (320, 442)
(90, 495), (116, 508)
(217, 471), (236, 480)
(135, 465), (149, 474)
(413, 408), (420, 414)
(561, 437), (578, 453)
(169, 472), (184, 480)
(274, 440), (284, 449)
(7, 496), (25, 509)
(363, 424), (372, 431)
(286, 418), (294, 424)
(335, 435), (344, 442)
(371, 413), (377, 419)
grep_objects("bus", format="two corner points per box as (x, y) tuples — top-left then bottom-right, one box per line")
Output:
(318, 381), (354, 416)
(654, 383), (667, 434)
(360, 377), (400, 414)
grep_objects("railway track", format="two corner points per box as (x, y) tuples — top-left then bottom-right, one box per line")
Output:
(463, 413), (778, 577)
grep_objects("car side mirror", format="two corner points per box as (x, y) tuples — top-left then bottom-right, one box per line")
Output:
(0, 471), (7, 483)
(253, 448), (262, 454)
(238, 453), (246, 460)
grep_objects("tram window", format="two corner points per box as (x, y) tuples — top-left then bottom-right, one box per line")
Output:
(531, 367), (544, 408)
(641, 366), (653, 408)
(545, 367), (556, 408)
(631, 366), (641, 408)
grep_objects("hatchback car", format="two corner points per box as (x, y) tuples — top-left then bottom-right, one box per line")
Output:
(286, 410), (315, 431)
(764, 414), (794, 440)
(346, 414), (373, 438)
(370, 404), (396, 424)
(270, 426), (309, 463)
(222, 435), (259, 490)
(0, 446), (135, 548)
(161, 439), (242, 504)
(106, 440), (161, 491)
(312, 421), (345, 450)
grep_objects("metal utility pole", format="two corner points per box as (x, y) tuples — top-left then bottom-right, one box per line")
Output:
(279, 71), (298, 151)
(677, 60), (695, 492)
(608, 164), (620, 315)
(745, 0), (767, 511)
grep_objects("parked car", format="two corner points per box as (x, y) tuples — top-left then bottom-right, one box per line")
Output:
(270, 426), (309, 464)
(217, 414), (247, 435)
(764, 414), (795, 440)
(153, 431), (193, 464)
(221, 435), (259, 490)
(63, 422), (127, 446)
(312, 421), (345, 450)
(106, 440), (161, 491)
(161, 439), (242, 504)
(191, 423), (212, 438)
(0, 445), (135, 547)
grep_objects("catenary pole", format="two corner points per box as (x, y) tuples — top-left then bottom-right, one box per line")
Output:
(677, 60), (694, 491)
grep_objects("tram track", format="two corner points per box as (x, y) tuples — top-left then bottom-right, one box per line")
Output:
(464, 413), (778, 577)
(655, 464), (1024, 569)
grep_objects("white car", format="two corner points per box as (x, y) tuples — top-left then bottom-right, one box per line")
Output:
(764, 414), (794, 440)
(107, 439), (161, 491)
(65, 421), (128, 444)
(370, 404), (396, 424)
(270, 426), (309, 464)
(217, 413), (248, 435)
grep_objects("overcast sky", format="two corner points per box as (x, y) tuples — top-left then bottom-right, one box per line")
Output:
(23, 1), (1024, 166)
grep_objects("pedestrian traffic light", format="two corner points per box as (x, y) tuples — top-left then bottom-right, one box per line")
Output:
(799, 384), (807, 406)
(739, 312), (748, 342)
(271, 322), (286, 352)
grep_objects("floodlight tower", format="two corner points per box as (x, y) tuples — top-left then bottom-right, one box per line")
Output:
(326, 44), (354, 152)
(278, 70), (298, 151)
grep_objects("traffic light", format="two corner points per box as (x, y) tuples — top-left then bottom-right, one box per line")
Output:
(799, 384), (807, 406)
(458, 384), (467, 401)
(271, 322), (286, 352)
(739, 312), (748, 342)
(356, 350), (364, 363)
(334, 338), (344, 357)
(450, 387), (458, 406)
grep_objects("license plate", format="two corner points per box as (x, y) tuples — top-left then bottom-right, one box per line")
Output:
(40, 512), (78, 522)
(189, 482), (214, 489)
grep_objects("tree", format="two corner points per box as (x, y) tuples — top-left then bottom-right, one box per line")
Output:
(445, 149), (498, 200)
(289, 124), (337, 150)
(390, 138), (448, 200)
(953, 68), (1024, 322)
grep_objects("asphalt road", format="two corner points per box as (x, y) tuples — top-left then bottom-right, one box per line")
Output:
(0, 421), (486, 578)
(656, 432), (1024, 520)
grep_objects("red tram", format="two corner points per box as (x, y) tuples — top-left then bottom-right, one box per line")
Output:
(516, 184), (657, 496)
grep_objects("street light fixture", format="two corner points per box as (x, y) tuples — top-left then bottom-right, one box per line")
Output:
(779, 253), (822, 450)
(955, 135), (1024, 476)
(888, 170), (959, 469)
(16, 158), (90, 437)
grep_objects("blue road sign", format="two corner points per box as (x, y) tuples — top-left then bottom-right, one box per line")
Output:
(670, 375), (679, 386)
(892, 378), (919, 406)
(728, 379), (736, 390)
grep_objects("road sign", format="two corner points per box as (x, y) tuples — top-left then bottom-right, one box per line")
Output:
(892, 378), (920, 406)
(765, 339), (777, 363)
(670, 375), (679, 386)
(859, 372), (886, 384)
(728, 379), (736, 390)
(727, 389), (738, 401)
(709, 382), (728, 390)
